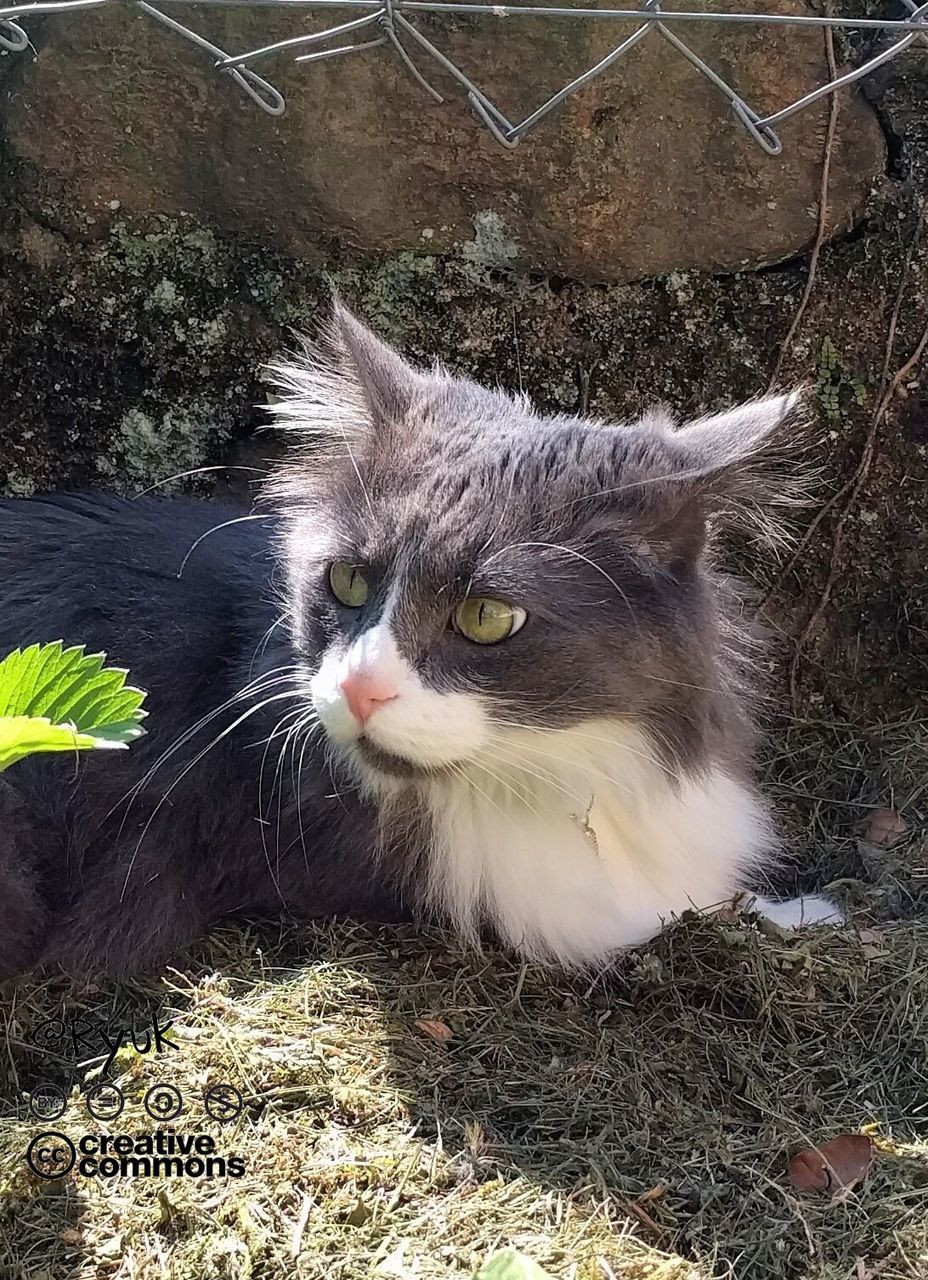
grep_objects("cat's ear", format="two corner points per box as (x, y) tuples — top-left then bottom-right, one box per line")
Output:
(267, 300), (420, 452)
(672, 389), (812, 544)
(330, 300), (421, 428)
(625, 390), (809, 561)
(676, 390), (808, 499)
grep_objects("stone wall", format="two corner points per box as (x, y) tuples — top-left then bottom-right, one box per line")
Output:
(3, 4), (886, 279)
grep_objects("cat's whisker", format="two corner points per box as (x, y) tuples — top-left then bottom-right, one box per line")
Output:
(249, 611), (294, 677)
(625, 672), (718, 695)
(132, 464), (268, 499)
(637, 721), (684, 772)
(488, 722), (663, 778)
(175, 513), (274, 580)
(333, 408), (375, 521)
(111, 666), (304, 826)
(477, 743), (589, 809)
(546, 465), (714, 516)
(458, 750), (550, 817)
(272, 722), (308, 881)
(485, 750), (628, 814)
(467, 466), (519, 596)
(509, 667), (720, 697)
(446, 762), (512, 826)
(499, 680), (585, 718)
(490, 718), (669, 774)
(119, 689), (301, 902)
(137, 666), (301, 772)
(257, 702), (315, 899)
(323, 740), (351, 808)
(545, 444), (798, 517)
(248, 700), (316, 749)
(490, 740), (642, 801)
(293, 718), (325, 874)
(276, 712), (322, 824)
(273, 715), (306, 883)
(259, 765), (289, 903)
(257, 703), (310, 781)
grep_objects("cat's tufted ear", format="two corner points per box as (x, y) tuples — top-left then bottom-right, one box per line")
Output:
(266, 300), (421, 452)
(622, 390), (810, 563)
(671, 389), (812, 543)
(330, 300), (421, 428)
(677, 390), (807, 489)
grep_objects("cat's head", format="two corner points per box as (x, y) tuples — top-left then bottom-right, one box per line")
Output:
(265, 303), (805, 794)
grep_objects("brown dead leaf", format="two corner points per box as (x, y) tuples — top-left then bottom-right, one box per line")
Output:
(787, 1134), (873, 1196)
(414, 1017), (453, 1043)
(344, 1198), (373, 1227)
(623, 1198), (663, 1236)
(864, 809), (907, 849)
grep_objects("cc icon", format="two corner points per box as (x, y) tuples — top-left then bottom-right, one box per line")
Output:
(25, 1132), (76, 1180)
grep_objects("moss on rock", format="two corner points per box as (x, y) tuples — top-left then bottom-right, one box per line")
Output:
(0, 212), (319, 493)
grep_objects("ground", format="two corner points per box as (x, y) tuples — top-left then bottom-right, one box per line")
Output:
(1, 909), (927, 1280)
(1, 44), (928, 1280)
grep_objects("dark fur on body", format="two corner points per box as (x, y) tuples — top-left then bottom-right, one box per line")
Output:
(0, 307), (807, 979)
(0, 495), (402, 977)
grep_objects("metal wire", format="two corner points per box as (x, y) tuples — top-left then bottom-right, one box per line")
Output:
(2, 0), (926, 151)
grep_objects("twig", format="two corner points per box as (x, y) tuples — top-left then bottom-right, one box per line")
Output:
(290, 1192), (314, 1258)
(578, 364), (591, 415)
(760, 201), (927, 617)
(787, 211), (928, 708)
(511, 305), (524, 397)
(767, 16), (839, 391)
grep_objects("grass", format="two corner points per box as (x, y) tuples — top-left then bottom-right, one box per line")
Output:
(2, 871), (928, 1280)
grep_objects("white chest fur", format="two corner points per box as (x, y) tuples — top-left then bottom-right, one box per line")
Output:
(310, 624), (839, 957)
(421, 723), (778, 966)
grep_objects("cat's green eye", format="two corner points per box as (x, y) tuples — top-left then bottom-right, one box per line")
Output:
(453, 597), (526, 645)
(329, 561), (369, 608)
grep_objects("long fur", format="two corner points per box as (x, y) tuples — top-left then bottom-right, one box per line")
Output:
(0, 306), (840, 979)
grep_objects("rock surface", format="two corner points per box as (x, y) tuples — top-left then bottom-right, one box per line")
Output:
(4, 2), (885, 280)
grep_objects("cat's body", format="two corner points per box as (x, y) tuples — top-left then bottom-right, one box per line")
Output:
(0, 306), (839, 979)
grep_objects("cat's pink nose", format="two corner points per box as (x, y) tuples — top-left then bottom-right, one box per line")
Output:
(340, 670), (398, 725)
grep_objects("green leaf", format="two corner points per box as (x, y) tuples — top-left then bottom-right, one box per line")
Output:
(473, 1251), (558, 1280)
(0, 643), (147, 772)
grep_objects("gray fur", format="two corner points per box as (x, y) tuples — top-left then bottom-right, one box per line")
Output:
(270, 302), (805, 779)
(0, 303), (810, 977)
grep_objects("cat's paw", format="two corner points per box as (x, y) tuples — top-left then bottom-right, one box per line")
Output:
(744, 893), (845, 930)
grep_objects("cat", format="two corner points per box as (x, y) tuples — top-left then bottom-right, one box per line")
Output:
(0, 302), (841, 980)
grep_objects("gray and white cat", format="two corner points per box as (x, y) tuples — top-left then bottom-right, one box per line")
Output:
(0, 303), (840, 978)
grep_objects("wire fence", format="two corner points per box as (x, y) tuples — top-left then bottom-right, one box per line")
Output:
(2, 0), (926, 151)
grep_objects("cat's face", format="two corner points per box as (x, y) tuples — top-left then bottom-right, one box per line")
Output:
(267, 305), (802, 792)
